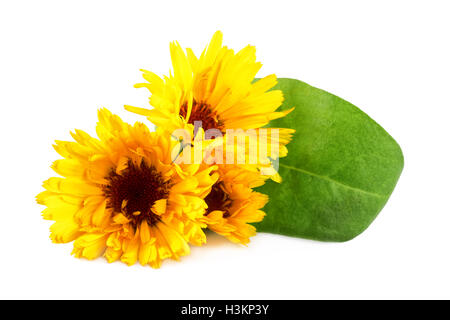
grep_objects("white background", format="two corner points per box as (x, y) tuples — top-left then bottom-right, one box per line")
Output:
(1, 0), (449, 299)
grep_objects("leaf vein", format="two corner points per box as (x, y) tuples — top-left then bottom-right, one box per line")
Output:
(279, 163), (387, 199)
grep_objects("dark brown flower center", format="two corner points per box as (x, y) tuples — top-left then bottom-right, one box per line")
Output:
(103, 160), (170, 227)
(204, 182), (232, 218)
(179, 100), (224, 133)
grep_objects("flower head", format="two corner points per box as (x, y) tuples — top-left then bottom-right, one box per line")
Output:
(125, 31), (294, 135)
(37, 109), (217, 268)
(201, 165), (268, 244)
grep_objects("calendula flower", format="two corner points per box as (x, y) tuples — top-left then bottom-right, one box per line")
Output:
(201, 165), (269, 244)
(125, 30), (294, 155)
(37, 109), (217, 268)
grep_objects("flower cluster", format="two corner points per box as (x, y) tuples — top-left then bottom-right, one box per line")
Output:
(37, 31), (294, 268)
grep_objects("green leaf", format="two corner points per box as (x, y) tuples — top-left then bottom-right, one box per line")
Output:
(255, 78), (404, 242)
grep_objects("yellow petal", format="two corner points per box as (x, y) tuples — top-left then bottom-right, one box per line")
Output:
(72, 233), (107, 260)
(50, 221), (82, 243)
(151, 199), (167, 215)
(171, 178), (199, 194)
(120, 234), (140, 266)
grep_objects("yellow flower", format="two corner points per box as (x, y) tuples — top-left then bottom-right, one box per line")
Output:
(37, 109), (218, 268)
(201, 165), (269, 245)
(125, 30), (294, 136)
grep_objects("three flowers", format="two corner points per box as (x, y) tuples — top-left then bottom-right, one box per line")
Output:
(37, 31), (294, 268)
